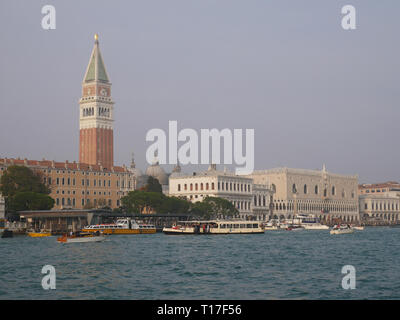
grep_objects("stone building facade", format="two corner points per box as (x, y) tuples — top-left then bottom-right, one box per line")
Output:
(0, 158), (135, 210)
(168, 165), (273, 220)
(359, 192), (400, 223)
(247, 165), (360, 222)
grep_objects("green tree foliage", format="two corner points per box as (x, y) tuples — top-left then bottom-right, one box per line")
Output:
(201, 196), (239, 219)
(190, 201), (214, 219)
(0, 165), (53, 212)
(0, 165), (50, 197)
(10, 192), (54, 211)
(121, 190), (190, 214)
(141, 176), (162, 193)
(121, 191), (237, 219)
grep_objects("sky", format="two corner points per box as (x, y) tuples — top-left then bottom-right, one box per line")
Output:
(0, 0), (399, 183)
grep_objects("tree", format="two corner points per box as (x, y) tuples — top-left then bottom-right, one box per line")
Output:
(121, 190), (190, 214)
(9, 192), (54, 212)
(190, 201), (214, 219)
(192, 197), (239, 219)
(0, 165), (52, 212)
(0, 165), (50, 197)
(141, 176), (162, 193)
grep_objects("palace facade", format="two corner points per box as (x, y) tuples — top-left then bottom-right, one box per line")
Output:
(246, 165), (360, 222)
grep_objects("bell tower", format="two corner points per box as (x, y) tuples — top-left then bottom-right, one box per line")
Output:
(79, 34), (114, 169)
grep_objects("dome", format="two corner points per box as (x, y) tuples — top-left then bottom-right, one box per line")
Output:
(145, 161), (168, 185)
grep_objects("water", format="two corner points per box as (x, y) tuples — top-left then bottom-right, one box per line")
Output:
(1, 227), (399, 299)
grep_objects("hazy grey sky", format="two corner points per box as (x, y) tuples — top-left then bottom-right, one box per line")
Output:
(0, 1), (399, 183)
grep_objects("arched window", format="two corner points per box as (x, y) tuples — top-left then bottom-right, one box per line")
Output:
(315, 185), (318, 194)
(324, 188), (327, 197)
(211, 183), (215, 190)
(200, 183), (203, 190)
(292, 184), (297, 193)
(332, 186), (335, 196)
(304, 184), (307, 194)
(206, 183), (209, 190)
(271, 184), (276, 193)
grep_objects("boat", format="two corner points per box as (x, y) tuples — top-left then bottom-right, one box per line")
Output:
(82, 218), (156, 235)
(352, 226), (364, 231)
(286, 224), (304, 231)
(263, 220), (280, 231)
(1, 229), (13, 238)
(28, 230), (52, 237)
(330, 224), (354, 235)
(163, 220), (264, 235)
(57, 231), (106, 243)
(294, 214), (329, 230)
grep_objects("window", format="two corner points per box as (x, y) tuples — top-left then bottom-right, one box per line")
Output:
(178, 184), (181, 191)
(314, 185), (318, 194)
(332, 186), (335, 196)
(304, 184), (307, 194)
(292, 184), (297, 193)
(211, 183), (215, 190)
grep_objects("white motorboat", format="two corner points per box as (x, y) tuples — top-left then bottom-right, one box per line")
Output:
(286, 224), (304, 231)
(330, 224), (354, 235)
(352, 226), (364, 231)
(294, 214), (329, 230)
(263, 220), (280, 231)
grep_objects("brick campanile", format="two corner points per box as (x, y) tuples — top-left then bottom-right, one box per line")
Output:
(79, 34), (114, 169)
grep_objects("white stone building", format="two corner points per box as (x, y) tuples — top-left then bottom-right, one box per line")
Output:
(359, 192), (400, 223)
(168, 165), (273, 220)
(246, 165), (360, 223)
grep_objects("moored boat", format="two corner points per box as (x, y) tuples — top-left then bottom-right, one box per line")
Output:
(28, 230), (52, 237)
(263, 220), (280, 231)
(330, 224), (354, 235)
(286, 224), (304, 231)
(294, 214), (329, 230)
(82, 218), (156, 235)
(163, 220), (264, 235)
(352, 226), (364, 231)
(57, 231), (106, 243)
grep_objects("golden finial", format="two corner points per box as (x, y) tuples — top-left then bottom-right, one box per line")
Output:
(94, 34), (99, 42)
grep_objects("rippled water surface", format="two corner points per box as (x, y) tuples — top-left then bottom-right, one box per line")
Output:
(1, 227), (399, 299)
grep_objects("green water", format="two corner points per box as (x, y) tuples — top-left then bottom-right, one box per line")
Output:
(1, 227), (399, 299)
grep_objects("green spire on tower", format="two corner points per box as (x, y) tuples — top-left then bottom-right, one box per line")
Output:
(83, 34), (110, 83)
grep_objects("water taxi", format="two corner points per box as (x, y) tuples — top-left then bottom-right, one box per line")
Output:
(286, 224), (304, 231)
(294, 214), (329, 230)
(263, 220), (280, 231)
(330, 224), (354, 235)
(28, 231), (52, 237)
(82, 218), (156, 235)
(163, 220), (264, 235)
(57, 231), (106, 243)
